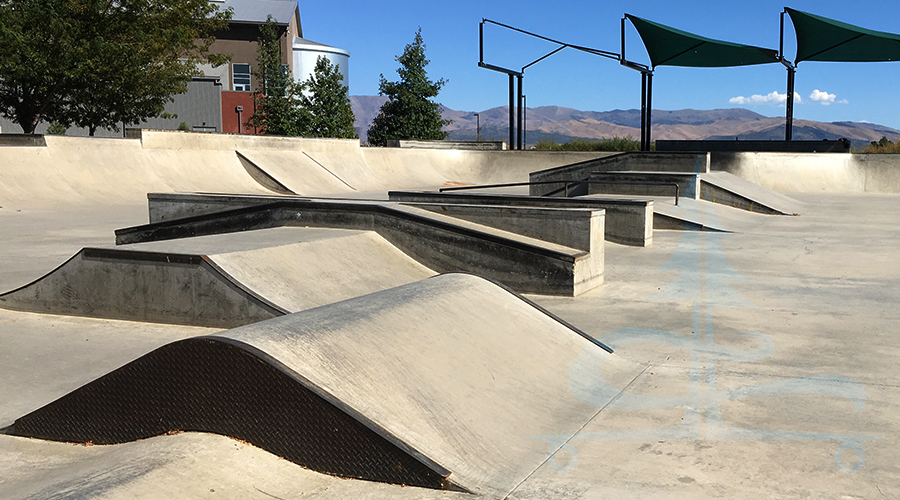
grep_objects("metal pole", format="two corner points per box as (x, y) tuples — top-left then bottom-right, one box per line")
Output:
(786, 67), (795, 141)
(509, 74), (515, 149)
(523, 95), (527, 148)
(621, 18), (626, 62)
(479, 21), (484, 64)
(640, 73), (647, 151)
(646, 72), (653, 150)
(474, 113), (480, 142)
(517, 75), (524, 151)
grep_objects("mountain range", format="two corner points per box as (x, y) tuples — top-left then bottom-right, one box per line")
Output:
(349, 95), (900, 149)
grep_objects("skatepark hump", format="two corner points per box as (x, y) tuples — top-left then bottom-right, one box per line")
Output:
(6, 273), (638, 497)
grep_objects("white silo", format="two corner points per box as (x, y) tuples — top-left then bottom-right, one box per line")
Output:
(292, 38), (350, 90)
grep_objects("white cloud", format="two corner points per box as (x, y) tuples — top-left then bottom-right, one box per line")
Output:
(729, 91), (802, 106)
(809, 89), (847, 105)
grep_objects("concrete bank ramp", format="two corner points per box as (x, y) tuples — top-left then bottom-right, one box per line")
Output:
(0, 136), (280, 208)
(699, 171), (806, 215)
(5, 274), (637, 496)
(0, 228), (435, 327)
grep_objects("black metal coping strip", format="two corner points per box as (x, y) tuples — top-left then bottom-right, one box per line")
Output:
(388, 190), (651, 207)
(118, 200), (589, 262)
(0, 249), (87, 298)
(82, 247), (203, 265)
(204, 336), (460, 485)
(1, 248), (204, 298)
(431, 273), (613, 353)
(116, 202), (297, 236)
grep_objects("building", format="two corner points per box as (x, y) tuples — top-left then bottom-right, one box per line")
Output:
(0, 0), (350, 136)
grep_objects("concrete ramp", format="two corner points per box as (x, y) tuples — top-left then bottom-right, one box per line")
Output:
(0, 228), (435, 327)
(236, 150), (358, 196)
(6, 274), (637, 497)
(699, 171), (806, 215)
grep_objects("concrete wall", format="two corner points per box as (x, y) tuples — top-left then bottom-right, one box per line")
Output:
(709, 152), (900, 193)
(529, 152), (710, 196)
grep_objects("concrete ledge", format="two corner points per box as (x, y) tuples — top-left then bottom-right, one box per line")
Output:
(386, 139), (507, 150)
(388, 191), (652, 247)
(128, 197), (602, 296)
(529, 152), (711, 196)
(0, 135), (47, 147)
(405, 204), (602, 252)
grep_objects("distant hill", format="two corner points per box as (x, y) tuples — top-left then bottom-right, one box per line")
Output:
(350, 95), (900, 149)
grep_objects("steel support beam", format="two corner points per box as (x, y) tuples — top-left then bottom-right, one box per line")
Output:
(517, 75), (524, 150)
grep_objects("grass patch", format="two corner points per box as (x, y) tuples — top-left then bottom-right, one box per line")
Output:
(533, 136), (643, 151)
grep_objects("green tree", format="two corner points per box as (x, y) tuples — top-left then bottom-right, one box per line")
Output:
(367, 28), (450, 146)
(0, 0), (231, 135)
(247, 16), (298, 136)
(296, 56), (356, 139)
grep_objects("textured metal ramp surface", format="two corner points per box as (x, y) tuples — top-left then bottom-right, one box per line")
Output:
(4, 274), (635, 497)
(6, 336), (454, 490)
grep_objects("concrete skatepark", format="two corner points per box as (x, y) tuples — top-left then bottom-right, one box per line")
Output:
(1, 131), (899, 498)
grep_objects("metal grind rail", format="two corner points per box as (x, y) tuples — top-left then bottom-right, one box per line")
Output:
(439, 180), (679, 205)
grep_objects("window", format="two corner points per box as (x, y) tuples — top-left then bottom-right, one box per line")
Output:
(233, 63), (251, 91)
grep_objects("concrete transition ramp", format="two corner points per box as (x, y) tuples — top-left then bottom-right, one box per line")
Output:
(5, 274), (634, 497)
(0, 228), (435, 328)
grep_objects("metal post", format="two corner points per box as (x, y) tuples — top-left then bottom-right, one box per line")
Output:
(646, 72), (653, 150)
(640, 73), (647, 151)
(509, 74), (515, 149)
(479, 21), (484, 64)
(474, 113), (480, 142)
(523, 95), (527, 148)
(785, 67), (795, 141)
(517, 75), (524, 151)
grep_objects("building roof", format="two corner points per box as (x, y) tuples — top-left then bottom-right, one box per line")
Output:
(210, 0), (298, 25)
(293, 37), (350, 57)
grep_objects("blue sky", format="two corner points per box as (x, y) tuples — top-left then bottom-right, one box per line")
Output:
(296, 0), (900, 129)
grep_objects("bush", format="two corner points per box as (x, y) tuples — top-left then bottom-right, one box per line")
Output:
(534, 136), (642, 152)
(860, 136), (900, 153)
(46, 121), (67, 136)
(177, 121), (190, 131)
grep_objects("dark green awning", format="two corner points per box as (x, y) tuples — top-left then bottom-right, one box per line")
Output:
(625, 14), (780, 68)
(786, 8), (900, 63)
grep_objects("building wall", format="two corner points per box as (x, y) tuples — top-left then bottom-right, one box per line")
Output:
(221, 91), (258, 134)
(293, 49), (350, 91)
(141, 78), (223, 132)
(0, 78), (223, 137)
(209, 21), (296, 92)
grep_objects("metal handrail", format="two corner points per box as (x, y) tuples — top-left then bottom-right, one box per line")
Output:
(438, 179), (679, 205)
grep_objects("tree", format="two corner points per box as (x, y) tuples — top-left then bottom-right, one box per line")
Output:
(296, 56), (356, 139)
(0, 0), (231, 134)
(367, 28), (450, 146)
(247, 16), (298, 136)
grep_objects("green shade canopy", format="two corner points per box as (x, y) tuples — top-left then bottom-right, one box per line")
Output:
(625, 14), (780, 68)
(786, 8), (900, 63)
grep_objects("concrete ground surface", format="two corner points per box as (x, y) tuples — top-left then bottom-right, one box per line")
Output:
(1, 137), (899, 499)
